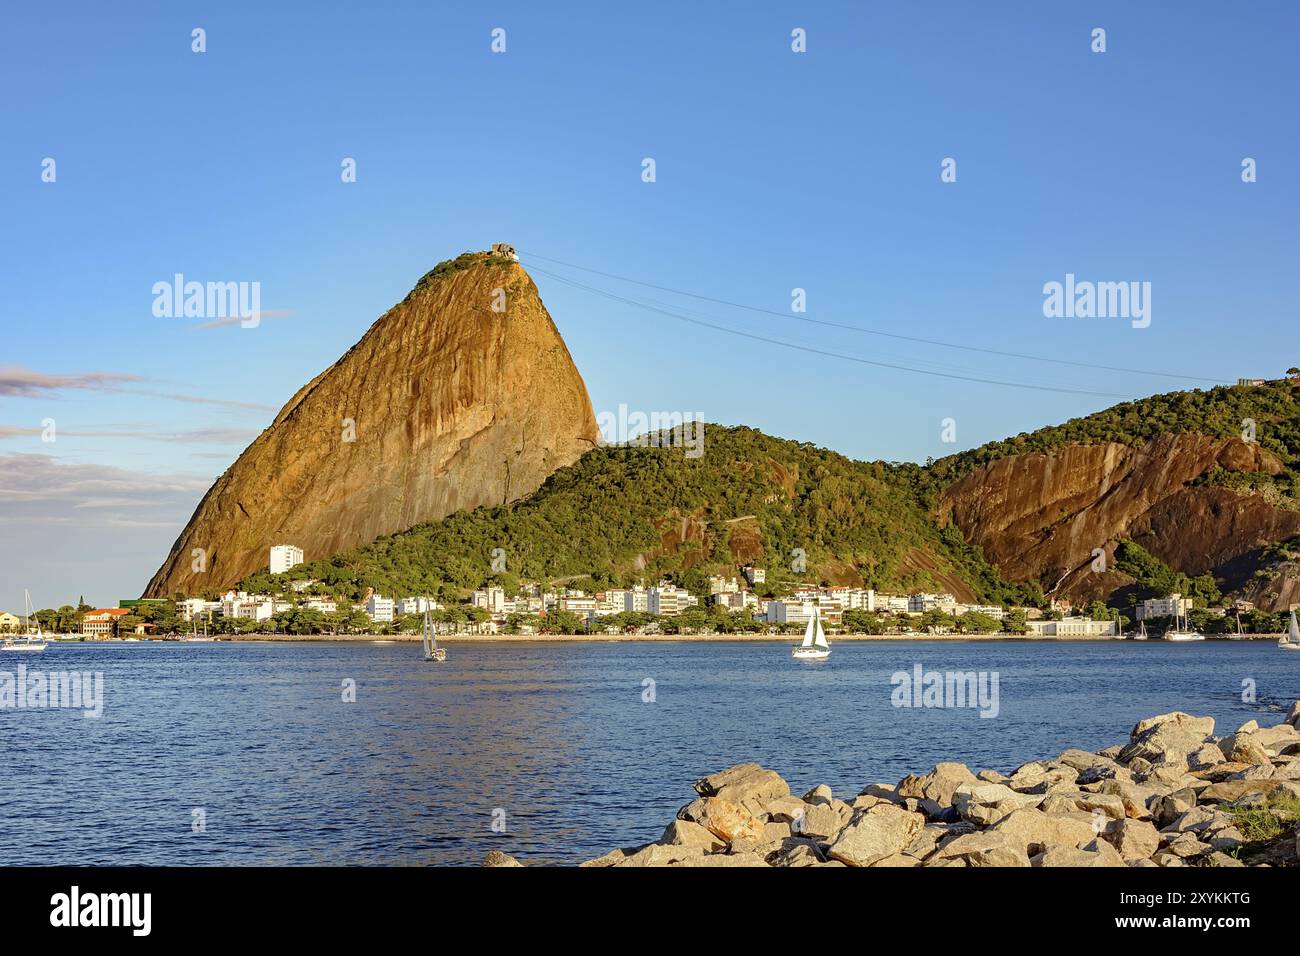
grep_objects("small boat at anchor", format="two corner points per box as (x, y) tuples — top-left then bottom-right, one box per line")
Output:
(1279, 610), (1300, 652)
(2, 590), (48, 652)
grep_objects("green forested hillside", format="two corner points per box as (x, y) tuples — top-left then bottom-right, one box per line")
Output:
(246, 379), (1299, 606)
(267, 426), (1030, 605)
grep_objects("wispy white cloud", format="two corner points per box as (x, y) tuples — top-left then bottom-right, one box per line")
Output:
(191, 309), (296, 331)
(0, 364), (276, 412)
(0, 425), (260, 444)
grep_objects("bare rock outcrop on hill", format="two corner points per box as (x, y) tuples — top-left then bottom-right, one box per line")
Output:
(144, 250), (600, 596)
(938, 434), (1300, 610)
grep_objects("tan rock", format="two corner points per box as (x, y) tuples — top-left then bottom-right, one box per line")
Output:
(1032, 839), (1126, 867)
(1218, 733), (1271, 766)
(827, 805), (926, 867)
(1102, 818), (1161, 861)
(144, 251), (600, 596)
(482, 850), (523, 867)
(670, 852), (769, 867)
(759, 794), (808, 823)
(694, 796), (764, 844)
(791, 801), (843, 841)
(694, 764), (791, 813)
(661, 818), (726, 852)
(932, 830), (1030, 867)
(953, 782), (1043, 825)
(1197, 779), (1283, 803)
(870, 853), (922, 867)
(614, 844), (705, 867)
(989, 807), (1098, 855)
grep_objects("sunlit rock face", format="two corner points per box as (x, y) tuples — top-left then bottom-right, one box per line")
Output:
(144, 250), (599, 596)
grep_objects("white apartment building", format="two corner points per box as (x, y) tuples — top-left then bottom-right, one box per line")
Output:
(648, 584), (696, 617)
(471, 587), (507, 614)
(767, 600), (816, 625)
(875, 594), (911, 614)
(365, 594), (395, 623)
(742, 566), (766, 586)
(953, 603), (1007, 620)
(558, 595), (597, 614)
(178, 597), (222, 622)
(622, 586), (650, 614)
(711, 590), (760, 611)
(909, 593), (958, 613)
(1026, 618), (1118, 638)
(396, 596), (439, 615)
(707, 576), (741, 595)
(269, 544), (304, 574)
(1137, 594), (1192, 621)
(305, 597), (338, 613)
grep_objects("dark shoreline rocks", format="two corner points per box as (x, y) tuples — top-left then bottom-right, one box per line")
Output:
(491, 703), (1300, 868)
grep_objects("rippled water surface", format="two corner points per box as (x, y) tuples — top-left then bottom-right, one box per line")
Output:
(3, 639), (1298, 865)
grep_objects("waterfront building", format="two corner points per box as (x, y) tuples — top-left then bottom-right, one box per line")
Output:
(648, 584), (696, 617)
(178, 597), (222, 622)
(365, 594), (395, 623)
(711, 590), (759, 611)
(472, 586), (507, 614)
(81, 608), (130, 637)
(396, 596), (439, 615)
(1026, 618), (1118, 637)
(269, 544), (304, 574)
(953, 603), (1007, 620)
(305, 597), (338, 613)
(908, 593), (957, 613)
(0, 611), (21, 633)
(875, 594), (911, 614)
(1137, 593), (1192, 621)
(622, 585), (649, 614)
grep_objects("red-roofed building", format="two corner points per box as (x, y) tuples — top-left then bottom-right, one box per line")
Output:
(82, 608), (130, 638)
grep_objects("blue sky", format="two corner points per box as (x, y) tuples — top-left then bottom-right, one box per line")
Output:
(2, 1), (1297, 609)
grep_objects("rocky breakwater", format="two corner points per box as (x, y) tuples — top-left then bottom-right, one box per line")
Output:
(486, 703), (1300, 867)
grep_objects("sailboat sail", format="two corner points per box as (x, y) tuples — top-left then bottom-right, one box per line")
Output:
(800, 610), (817, 648)
(1288, 611), (1300, 645)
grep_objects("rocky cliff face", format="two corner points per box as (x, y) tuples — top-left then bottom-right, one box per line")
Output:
(938, 433), (1300, 610)
(144, 251), (600, 596)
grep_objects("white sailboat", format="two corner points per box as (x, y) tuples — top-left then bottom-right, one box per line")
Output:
(1279, 610), (1300, 651)
(422, 607), (447, 662)
(1133, 621), (1148, 641)
(1162, 606), (1205, 642)
(2, 590), (49, 652)
(792, 606), (831, 661)
(1227, 610), (1248, 641)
